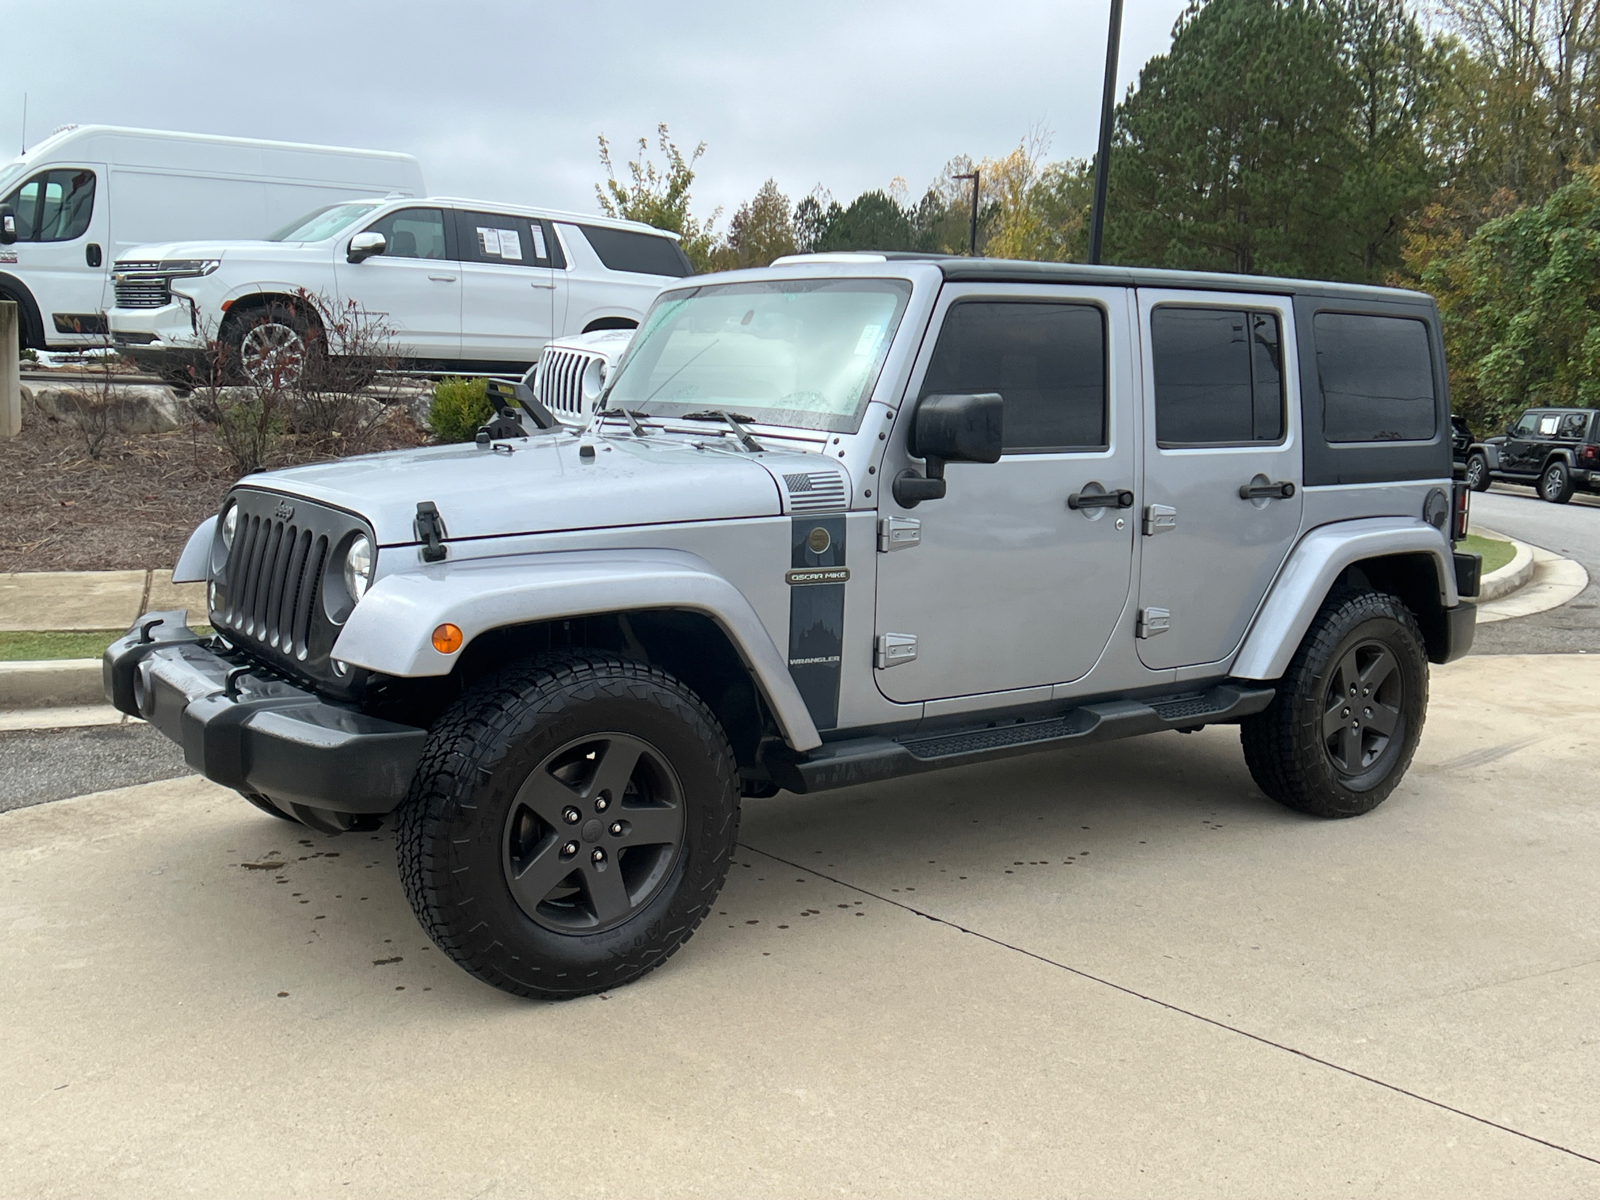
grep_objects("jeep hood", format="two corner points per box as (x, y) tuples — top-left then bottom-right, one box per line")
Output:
(246, 434), (800, 545)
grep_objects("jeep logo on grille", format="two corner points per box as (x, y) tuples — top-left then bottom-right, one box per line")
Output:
(273, 500), (295, 521)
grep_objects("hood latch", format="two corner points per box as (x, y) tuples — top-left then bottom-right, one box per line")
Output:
(415, 501), (448, 562)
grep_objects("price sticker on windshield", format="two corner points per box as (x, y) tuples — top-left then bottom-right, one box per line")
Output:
(853, 324), (882, 356)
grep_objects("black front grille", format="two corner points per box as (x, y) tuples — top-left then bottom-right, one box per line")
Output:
(212, 489), (370, 688)
(113, 276), (172, 308)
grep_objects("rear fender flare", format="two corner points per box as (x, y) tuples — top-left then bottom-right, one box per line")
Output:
(1233, 518), (1457, 681)
(332, 548), (822, 751)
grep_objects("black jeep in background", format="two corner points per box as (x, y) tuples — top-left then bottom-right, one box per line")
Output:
(1464, 407), (1600, 503)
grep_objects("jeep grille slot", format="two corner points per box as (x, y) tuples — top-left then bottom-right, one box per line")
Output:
(535, 347), (603, 422)
(212, 489), (368, 685)
(783, 470), (848, 513)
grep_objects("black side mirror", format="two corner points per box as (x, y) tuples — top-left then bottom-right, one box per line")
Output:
(894, 392), (1004, 507)
(0, 205), (16, 245)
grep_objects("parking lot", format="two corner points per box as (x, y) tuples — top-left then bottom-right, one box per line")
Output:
(4, 647), (1599, 1198)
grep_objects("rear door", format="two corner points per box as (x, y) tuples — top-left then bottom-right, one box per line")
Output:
(334, 205), (460, 362)
(454, 209), (556, 367)
(1135, 291), (1302, 671)
(2, 165), (109, 344)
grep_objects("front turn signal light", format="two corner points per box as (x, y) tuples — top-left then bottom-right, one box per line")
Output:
(432, 623), (464, 654)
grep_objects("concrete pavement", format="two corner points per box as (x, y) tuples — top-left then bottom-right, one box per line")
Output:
(3, 653), (1598, 1198)
(0, 570), (206, 633)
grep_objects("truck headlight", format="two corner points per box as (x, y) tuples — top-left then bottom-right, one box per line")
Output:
(220, 503), (238, 550)
(343, 534), (374, 603)
(161, 258), (220, 277)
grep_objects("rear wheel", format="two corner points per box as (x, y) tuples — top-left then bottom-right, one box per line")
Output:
(1464, 453), (1490, 492)
(1241, 589), (1428, 818)
(396, 653), (739, 999)
(1540, 460), (1575, 504)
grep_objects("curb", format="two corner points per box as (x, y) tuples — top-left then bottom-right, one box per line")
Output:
(0, 659), (105, 709)
(1476, 536), (1535, 602)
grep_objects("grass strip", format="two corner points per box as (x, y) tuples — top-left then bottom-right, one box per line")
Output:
(0, 626), (212, 662)
(1460, 533), (1516, 577)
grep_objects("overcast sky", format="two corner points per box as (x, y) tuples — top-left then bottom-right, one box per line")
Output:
(4, 0), (1189, 227)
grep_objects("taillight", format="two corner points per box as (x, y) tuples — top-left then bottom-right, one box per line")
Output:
(1452, 481), (1471, 541)
(1582, 444), (1598, 462)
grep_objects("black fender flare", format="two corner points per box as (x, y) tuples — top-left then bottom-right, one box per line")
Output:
(0, 272), (45, 349)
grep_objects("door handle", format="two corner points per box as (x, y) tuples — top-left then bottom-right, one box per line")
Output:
(428, 274), (456, 282)
(85, 242), (102, 268)
(528, 280), (556, 289)
(1239, 480), (1296, 500)
(1067, 488), (1135, 510)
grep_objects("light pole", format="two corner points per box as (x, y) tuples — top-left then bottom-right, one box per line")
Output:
(1087, 0), (1125, 265)
(954, 170), (980, 256)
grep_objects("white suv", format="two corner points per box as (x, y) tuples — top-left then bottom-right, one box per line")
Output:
(106, 197), (689, 382)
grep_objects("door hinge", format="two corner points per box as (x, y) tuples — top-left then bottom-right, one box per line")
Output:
(1143, 504), (1177, 536)
(875, 632), (918, 668)
(877, 516), (921, 552)
(1137, 607), (1171, 639)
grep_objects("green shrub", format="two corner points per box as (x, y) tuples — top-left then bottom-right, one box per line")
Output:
(429, 376), (491, 442)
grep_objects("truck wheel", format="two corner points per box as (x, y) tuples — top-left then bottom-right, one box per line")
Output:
(396, 654), (739, 1000)
(1240, 590), (1428, 819)
(223, 302), (317, 386)
(1465, 453), (1490, 492)
(1540, 460), (1575, 504)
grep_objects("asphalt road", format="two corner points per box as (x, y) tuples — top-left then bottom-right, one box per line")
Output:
(1470, 484), (1599, 655)
(0, 723), (190, 813)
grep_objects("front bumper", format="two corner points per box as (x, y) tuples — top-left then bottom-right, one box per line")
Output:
(103, 611), (426, 819)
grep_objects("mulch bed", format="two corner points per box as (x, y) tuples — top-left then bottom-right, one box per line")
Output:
(1, 409), (431, 573)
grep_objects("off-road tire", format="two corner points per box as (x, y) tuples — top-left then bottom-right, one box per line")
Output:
(1540, 460), (1575, 504)
(395, 653), (739, 1000)
(1465, 453), (1490, 492)
(1240, 589), (1428, 819)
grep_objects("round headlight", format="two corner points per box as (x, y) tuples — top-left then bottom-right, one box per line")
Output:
(221, 503), (238, 549)
(343, 535), (374, 603)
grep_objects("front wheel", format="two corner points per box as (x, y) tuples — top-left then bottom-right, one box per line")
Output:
(1465, 453), (1490, 492)
(1240, 590), (1429, 819)
(1540, 460), (1575, 504)
(396, 654), (740, 999)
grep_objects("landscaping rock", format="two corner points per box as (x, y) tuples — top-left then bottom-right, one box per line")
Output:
(30, 384), (185, 435)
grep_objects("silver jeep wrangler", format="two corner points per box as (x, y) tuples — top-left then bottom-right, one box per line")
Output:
(106, 256), (1479, 999)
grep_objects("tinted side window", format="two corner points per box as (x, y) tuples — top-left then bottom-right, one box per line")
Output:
(578, 225), (694, 277)
(922, 301), (1106, 452)
(1152, 308), (1284, 446)
(2, 168), (96, 241)
(456, 210), (552, 267)
(364, 207), (448, 260)
(1314, 313), (1436, 443)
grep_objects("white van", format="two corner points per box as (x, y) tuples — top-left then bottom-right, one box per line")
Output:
(0, 125), (424, 351)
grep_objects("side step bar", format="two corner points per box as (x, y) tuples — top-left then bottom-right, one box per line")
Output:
(763, 683), (1275, 795)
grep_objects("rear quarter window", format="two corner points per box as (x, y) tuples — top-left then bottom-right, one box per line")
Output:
(1314, 313), (1436, 442)
(578, 226), (693, 277)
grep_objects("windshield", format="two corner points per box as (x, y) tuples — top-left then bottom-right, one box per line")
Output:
(606, 278), (913, 433)
(266, 201), (381, 242)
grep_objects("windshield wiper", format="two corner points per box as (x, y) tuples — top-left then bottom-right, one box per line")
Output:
(680, 410), (764, 452)
(597, 406), (650, 438)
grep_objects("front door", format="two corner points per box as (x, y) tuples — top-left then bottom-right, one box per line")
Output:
(1, 164), (108, 345)
(454, 209), (556, 367)
(1134, 291), (1303, 671)
(874, 285), (1136, 703)
(335, 205), (461, 362)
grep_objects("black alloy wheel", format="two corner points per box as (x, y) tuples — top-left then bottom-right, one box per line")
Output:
(1240, 588), (1428, 818)
(397, 653), (740, 1000)
(1319, 640), (1406, 779)
(502, 732), (686, 933)
(1465, 453), (1490, 492)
